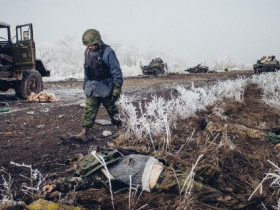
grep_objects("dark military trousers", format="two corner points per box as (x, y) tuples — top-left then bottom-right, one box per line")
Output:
(154, 166), (247, 209)
(82, 96), (120, 128)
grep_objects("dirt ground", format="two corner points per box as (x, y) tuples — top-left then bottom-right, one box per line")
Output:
(1, 70), (279, 209)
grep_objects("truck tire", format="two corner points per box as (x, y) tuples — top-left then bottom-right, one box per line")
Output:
(15, 70), (43, 99)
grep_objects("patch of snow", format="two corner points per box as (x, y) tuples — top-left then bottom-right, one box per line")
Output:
(96, 119), (112, 126)
(103, 130), (112, 137)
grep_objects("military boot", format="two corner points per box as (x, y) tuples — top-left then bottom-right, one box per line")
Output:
(72, 127), (90, 142)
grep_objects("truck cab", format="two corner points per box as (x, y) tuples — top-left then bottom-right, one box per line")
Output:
(0, 22), (50, 98)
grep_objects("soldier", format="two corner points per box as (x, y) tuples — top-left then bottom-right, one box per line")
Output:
(43, 149), (253, 209)
(74, 29), (123, 141)
(201, 119), (280, 144)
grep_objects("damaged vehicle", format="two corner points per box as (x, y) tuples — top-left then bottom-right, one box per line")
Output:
(253, 56), (280, 74)
(0, 22), (50, 99)
(185, 64), (212, 73)
(140, 57), (167, 75)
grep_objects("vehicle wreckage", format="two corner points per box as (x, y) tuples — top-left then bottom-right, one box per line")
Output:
(253, 56), (280, 74)
(0, 22), (50, 99)
(185, 64), (213, 73)
(140, 57), (167, 75)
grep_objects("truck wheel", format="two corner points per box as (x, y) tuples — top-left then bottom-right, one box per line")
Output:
(15, 70), (43, 99)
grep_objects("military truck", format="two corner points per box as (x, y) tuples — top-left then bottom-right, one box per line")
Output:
(0, 22), (50, 99)
(253, 56), (280, 74)
(140, 57), (167, 75)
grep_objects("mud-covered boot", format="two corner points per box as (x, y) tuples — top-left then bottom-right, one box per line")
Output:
(72, 127), (90, 142)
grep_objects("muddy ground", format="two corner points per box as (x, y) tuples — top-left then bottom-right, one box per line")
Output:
(1, 70), (279, 209)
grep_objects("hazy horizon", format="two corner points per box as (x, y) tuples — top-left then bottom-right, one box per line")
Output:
(1, 0), (280, 66)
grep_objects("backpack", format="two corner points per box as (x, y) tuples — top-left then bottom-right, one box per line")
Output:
(74, 149), (123, 178)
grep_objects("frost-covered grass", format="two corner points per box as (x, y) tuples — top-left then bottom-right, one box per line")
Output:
(0, 162), (46, 204)
(10, 161), (47, 201)
(251, 72), (280, 109)
(117, 71), (280, 150)
(117, 77), (248, 150)
(0, 174), (14, 201)
(248, 160), (280, 209)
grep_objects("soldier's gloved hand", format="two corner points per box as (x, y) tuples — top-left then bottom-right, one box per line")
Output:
(112, 85), (122, 101)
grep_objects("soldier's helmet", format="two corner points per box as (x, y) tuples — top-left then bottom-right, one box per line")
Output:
(82, 29), (101, 46)
(271, 55), (276, 60)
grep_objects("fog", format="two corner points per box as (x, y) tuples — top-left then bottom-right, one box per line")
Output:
(1, 0), (280, 66)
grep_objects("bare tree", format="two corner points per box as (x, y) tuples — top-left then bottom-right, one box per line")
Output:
(212, 57), (237, 71)
(37, 47), (57, 69)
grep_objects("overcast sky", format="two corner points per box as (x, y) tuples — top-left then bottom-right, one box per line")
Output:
(1, 0), (280, 65)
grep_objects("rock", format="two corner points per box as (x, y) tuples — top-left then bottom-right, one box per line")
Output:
(26, 198), (82, 210)
(102, 130), (112, 137)
(96, 119), (112, 126)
